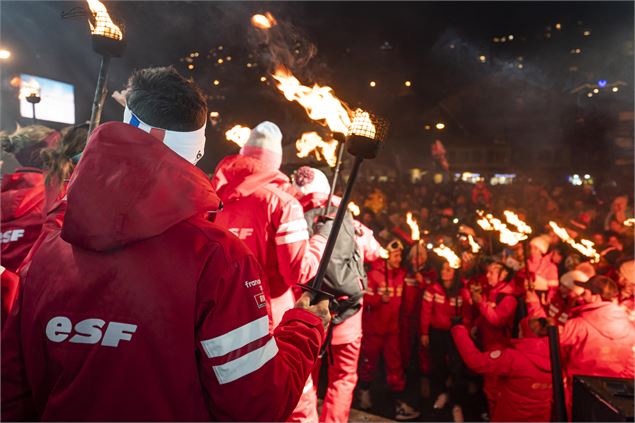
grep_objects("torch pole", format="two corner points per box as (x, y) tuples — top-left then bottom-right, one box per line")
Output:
(31, 103), (37, 125)
(548, 324), (568, 422)
(88, 55), (112, 136)
(308, 155), (365, 298)
(325, 139), (347, 216)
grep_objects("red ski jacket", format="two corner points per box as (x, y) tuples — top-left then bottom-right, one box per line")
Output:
(474, 281), (518, 350)
(0, 266), (19, 328)
(212, 155), (326, 326)
(420, 282), (471, 334)
(452, 325), (552, 422)
(1, 123), (325, 422)
(1, 168), (46, 272)
(363, 260), (406, 335)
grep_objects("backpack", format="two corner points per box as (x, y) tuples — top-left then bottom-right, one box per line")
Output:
(304, 205), (368, 325)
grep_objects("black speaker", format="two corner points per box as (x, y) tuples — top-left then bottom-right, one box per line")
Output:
(572, 376), (634, 422)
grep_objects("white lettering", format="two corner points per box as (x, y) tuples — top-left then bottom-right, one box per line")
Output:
(101, 322), (137, 347)
(228, 228), (254, 240)
(244, 279), (261, 288)
(46, 316), (72, 342)
(69, 319), (105, 344)
(1, 229), (25, 244)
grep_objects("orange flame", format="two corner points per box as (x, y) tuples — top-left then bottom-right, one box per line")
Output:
(406, 212), (420, 241)
(348, 201), (361, 216)
(272, 66), (351, 135)
(504, 210), (533, 234)
(549, 221), (600, 263)
(295, 132), (338, 167)
(225, 124), (251, 147)
(19, 78), (40, 100)
(251, 13), (277, 29)
(348, 108), (377, 139)
(86, 0), (123, 40)
(477, 211), (527, 246)
(624, 218), (635, 227)
(433, 244), (461, 269)
(467, 235), (481, 253)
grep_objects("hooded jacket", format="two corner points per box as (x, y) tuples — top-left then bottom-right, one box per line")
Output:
(212, 155), (326, 326)
(1, 168), (45, 272)
(452, 325), (552, 422)
(1, 122), (324, 422)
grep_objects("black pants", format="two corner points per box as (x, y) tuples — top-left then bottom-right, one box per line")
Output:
(429, 327), (466, 406)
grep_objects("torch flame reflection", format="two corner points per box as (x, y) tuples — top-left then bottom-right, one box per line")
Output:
(549, 221), (600, 263)
(251, 13), (277, 29)
(225, 124), (251, 147)
(295, 132), (338, 167)
(86, 0), (123, 40)
(406, 212), (420, 241)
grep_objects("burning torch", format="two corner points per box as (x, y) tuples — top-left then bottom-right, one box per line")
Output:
(303, 109), (388, 304)
(86, 0), (125, 135)
(20, 78), (41, 124)
(406, 211), (421, 272)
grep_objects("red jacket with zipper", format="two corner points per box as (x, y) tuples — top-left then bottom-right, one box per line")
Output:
(363, 260), (406, 335)
(212, 155), (326, 326)
(420, 281), (471, 334)
(1, 168), (45, 272)
(1, 122), (325, 422)
(452, 325), (552, 422)
(475, 281), (518, 350)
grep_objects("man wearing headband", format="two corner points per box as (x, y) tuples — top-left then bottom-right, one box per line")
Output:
(2, 67), (330, 421)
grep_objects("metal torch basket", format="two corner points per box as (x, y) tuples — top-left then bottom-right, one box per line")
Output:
(90, 14), (126, 57)
(346, 109), (388, 159)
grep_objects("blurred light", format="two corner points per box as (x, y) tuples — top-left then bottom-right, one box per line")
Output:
(493, 37), (500, 43)
(575, 48), (581, 53)
(479, 55), (487, 63)
(612, 86), (619, 92)
(213, 80), (220, 86)
(517, 63), (524, 69)
(217, 58), (224, 64)
(226, 56), (232, 61)
(404, 80), (412, 87)
(500, 36), (506, 42)
(517, 56), (524, 61)
(449, 43), (455, 49)
(508, 34), (514, 40)
(187, 64), (194, 70)
(593, 88), (599, 93)
(555, 23), (562, 30)
(0, 49), (10, 60)
(424, 124), (431, 130)
(545, 32), (552, 39)
(426, 243), (434, 250)
(369, 81), (376, 87)
(436, 123), (445, 130)
(218, 45), (224, 50)
(587, 92), (593, 97)
(583, 30), (591, 36)
(584, 174), (591, 179)
(453, 218), (459, 224)
(209, 111), (220, 118)
(598, 80), (607, 87)
(260, 76), (267, 82)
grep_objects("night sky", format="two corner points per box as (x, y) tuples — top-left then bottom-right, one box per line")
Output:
(1, 1), (633, 174)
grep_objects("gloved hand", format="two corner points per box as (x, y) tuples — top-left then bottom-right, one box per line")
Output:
(450, 315), (463, 327)
(294, 292), (331, 332)
(314, 216), (334, 239)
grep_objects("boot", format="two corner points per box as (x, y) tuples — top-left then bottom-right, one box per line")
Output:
(395, 400), (421, 421)
(358, 388), (372, 410)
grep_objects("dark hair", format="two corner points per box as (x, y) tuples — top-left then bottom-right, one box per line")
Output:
(41, 123), (88, 187)
(434, 259), (463, 296)
(125, 66), (207, 131)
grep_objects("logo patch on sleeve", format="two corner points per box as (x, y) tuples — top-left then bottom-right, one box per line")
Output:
(489, 350), (502, 359)
(254, 293), (266, 309)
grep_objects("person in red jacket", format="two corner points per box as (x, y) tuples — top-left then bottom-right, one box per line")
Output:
(212, 126), (329, 422)
(1, 67), (330, 422)
(452, 317), (553, 422)
(1, 125), (61, 273)
(527, 235), (559, 302)
(420, 259), (471, 422)
(527, 270), (587, 325)
(560, 275), (635, 413)
(359, 240), (420, 421)
(0, 265), (19, 328)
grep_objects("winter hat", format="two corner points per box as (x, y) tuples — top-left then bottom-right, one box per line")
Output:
(575, 262), (596, 279)
(575, 275), (618, 301)
(292, 166), (330, 195)
(619, 260), (635, 285)
(530, 235), (550, 255)
(239, 121), (283, 170)
(560, 270), (589, 291)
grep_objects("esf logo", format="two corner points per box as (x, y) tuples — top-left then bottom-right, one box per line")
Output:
(46, 316), (137, 348)
(228, 228), (254, 240)
(1, 229), (25, 244)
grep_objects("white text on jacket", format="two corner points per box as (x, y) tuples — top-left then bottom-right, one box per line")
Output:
(1, 229), (25, 243)
(45, 316), (137, 347)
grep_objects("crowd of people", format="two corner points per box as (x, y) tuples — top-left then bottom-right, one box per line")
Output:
(0, 65), (633, 422)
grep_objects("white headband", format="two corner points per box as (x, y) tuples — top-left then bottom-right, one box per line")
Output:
(123, 106), (206, 165)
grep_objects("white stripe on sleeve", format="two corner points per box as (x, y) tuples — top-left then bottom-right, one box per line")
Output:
(212, 337), (279, 384)
(277, 219), (308, 234)
(200, 315), (269, 358)
(275, 230), (309, 245)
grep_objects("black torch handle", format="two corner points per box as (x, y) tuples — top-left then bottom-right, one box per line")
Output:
(88, 55), (112, 137)
(31, 103), (37, 125)
(324, 139), (347, 217)
(310, 155), (364, 301)
(548, 325), (568, 422)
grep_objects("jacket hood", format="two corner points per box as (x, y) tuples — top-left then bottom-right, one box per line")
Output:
(61, 122), (220, 251)
(574, 301), (634, 340)
(211, 154), (290, 203)
(512, 337), (551, 372)
(1, 168), (44, 222)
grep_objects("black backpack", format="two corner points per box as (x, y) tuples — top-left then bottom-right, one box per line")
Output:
(304, 205), (368, 325)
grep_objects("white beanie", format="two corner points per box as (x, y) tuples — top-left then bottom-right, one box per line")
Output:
(530, 235), (550, 255)
(292, 166), (330, 195)
(239, 121), (283, 170)
(560, 270), (590, 291)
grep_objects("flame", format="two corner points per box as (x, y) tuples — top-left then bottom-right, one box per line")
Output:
(251, 13), (276, 29)
(348, 108), (377, 139)
(503, 210), (533, 234)
(433, 244), (461, 269)
(406, 212), (420, 241)
(19, 78), (40, 100)
(272, 66), (351, 135)
(225, 124), (251, 147)
(379, 247), (389, 259)
(86, 0), (123, 40)
(295, 132), (338, 167)
(476, 211), (527, 246)
(468, 235), (481, 253)
(624, 218), (635, 227)
(348, 201), (361, 216)
(549, 221), (600, 263)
